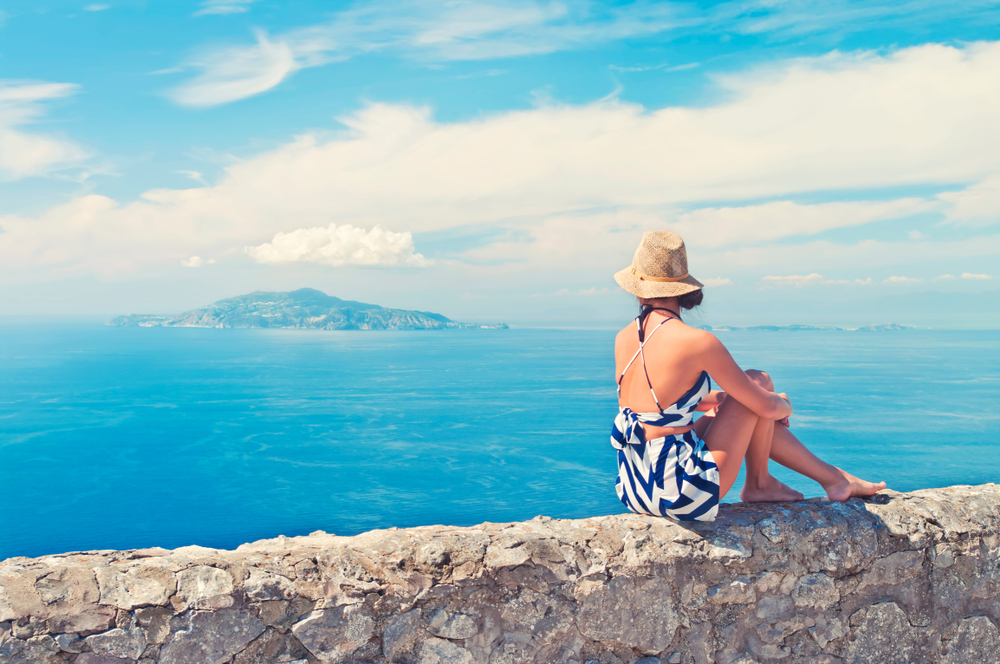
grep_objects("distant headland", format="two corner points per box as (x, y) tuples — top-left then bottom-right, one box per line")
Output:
(107, 288), (508, 331)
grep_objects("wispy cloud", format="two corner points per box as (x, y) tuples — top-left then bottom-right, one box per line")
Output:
(938, 173), (1000, 227)
(962, 272), (992, 279)
(247, 224), (432, 267)
(702, 277), (733, 287)
(0, 80), (88, 180)
(84, 4), (111, 11)
(169, 31), (300, 107)
(169, 0), (695, 106)
(722, 0), (1000, 39)
(168, 0), (1000, 106)
(194, 0), (259, 16)
(669, 199), (934, 249)
(176, 170), (207, 185)
(609, 62), (699, 73)
(883, 276), (923, 284)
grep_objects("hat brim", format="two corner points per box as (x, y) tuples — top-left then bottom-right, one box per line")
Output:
(614, 267), (704, 299)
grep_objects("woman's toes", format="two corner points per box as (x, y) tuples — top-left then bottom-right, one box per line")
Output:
(825, 470), (886, 501)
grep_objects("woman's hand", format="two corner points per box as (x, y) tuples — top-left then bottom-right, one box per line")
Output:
(776, 392), (793, 420)
(778, 416), (790, 428)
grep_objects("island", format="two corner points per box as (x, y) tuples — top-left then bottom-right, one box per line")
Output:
(107, 288), (508, 331)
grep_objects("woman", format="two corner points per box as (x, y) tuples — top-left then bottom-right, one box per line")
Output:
(612, 231), (885, 522)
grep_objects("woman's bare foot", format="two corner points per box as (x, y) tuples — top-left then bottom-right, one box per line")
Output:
(740, 474), (805, 503)
(823, 468), (886, 501)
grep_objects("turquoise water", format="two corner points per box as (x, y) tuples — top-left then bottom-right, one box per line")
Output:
(1, 322), (998, 560)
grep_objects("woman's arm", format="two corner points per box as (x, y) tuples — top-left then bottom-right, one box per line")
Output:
(695, 390), (727, 412)
(697, 333), (792, 420)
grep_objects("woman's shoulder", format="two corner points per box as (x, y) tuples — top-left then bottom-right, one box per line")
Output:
(675, 322), (724, 353)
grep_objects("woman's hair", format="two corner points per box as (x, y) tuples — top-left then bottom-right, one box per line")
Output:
(640, 289), (704, 312)
(678, 289), (703, 310)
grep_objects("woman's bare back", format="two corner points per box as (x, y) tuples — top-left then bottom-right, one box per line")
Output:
(614, 310), (713, 414)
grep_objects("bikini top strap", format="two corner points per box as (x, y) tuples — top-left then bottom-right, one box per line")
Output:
(617, 312), (679, 412)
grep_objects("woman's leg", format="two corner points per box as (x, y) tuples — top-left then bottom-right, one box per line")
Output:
(768, 423), (886, 500)
(698, 370), (802, 501)
(697, 369), (885, 501)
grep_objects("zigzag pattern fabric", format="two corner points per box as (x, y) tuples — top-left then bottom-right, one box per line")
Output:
(612, 311), (721, 522)
(611, 401), (721, 522)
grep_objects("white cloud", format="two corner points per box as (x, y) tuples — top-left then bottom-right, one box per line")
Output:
(669, 199), (934, 249)
(181, 256), (205, 267)
(908, 230), (926, 240)
(961, 272), (992, 279)
(169, 31), (300, 107)
(883, 276), (923, 284)
(8, 41), (1000, 278)
(246, 224), (432, 267)
(84, 4), (111, 11)
(194, 0), (258, 16)
(701, 277), (733, 287)
(0, 81), (88, 179)
(938, 173), (1000, 227)
(936, 274), (956, 280)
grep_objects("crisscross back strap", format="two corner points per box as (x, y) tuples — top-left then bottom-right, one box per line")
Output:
(617, 309), (678, 412)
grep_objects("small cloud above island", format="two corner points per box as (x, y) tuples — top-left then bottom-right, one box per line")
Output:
(247, 224), (432, 268)
(181, 256), (214, 267)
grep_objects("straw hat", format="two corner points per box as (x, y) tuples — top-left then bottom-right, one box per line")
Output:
(614, 231), (704, 298)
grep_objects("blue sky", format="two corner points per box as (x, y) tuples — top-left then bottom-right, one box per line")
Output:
(2, 0), (1000, 327)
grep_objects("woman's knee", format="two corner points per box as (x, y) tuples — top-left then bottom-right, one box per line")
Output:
(745, 369), (774, 392)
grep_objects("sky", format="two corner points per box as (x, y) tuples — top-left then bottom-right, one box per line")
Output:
(2, 0), (1000, 328)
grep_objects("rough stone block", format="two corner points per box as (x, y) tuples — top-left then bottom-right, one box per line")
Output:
(85, 626), (147, 660)
(158, 609), (265, 664)
(291, 605), (375, 663)
(577, 576), (679, 653)
(845, 602), (928, 664)
(95, 565), (176, 610)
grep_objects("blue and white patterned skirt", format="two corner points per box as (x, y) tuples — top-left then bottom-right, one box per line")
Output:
(612, 413), (720, 522)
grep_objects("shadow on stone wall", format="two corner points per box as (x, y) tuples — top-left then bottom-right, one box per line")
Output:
(1, 484), (999, 663)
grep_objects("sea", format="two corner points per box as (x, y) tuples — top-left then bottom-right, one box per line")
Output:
(1, 321), (998, 561)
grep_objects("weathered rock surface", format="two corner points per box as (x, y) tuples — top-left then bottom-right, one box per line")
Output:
(2, 484), (999, 663)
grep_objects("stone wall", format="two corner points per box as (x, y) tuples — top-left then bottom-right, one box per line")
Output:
(2, 484), (999, 664)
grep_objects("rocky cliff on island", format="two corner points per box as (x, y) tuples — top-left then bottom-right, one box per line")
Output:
(2, 484), (998, 664)
(107, 289), (507, 331)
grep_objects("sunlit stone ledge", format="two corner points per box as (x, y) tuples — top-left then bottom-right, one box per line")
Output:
(2, 484), (999, 663)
